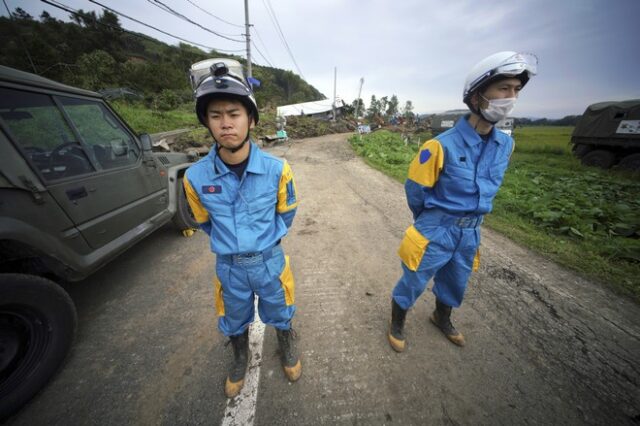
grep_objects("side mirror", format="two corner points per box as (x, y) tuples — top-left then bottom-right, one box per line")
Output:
(139, 133), (152, 152)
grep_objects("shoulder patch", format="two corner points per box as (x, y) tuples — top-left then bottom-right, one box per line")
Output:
(419, 149), (431, 164)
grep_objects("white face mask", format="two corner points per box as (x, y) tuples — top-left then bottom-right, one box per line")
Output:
(480, 96), (517, 123)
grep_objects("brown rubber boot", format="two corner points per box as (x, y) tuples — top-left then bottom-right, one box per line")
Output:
(388, 299), (407, 352)
(224, 329), (249, 398)
(430, 299), (465, 346)
(276, 328), (302, 382)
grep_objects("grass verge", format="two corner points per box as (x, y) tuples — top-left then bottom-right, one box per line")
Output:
(350, 127), (640, 302)
(110, 101), (198, 134)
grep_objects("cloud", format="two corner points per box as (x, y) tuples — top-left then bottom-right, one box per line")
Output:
(10, 0), (640, 117)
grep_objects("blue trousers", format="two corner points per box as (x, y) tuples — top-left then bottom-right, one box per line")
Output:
(392, 215), (481, 309)
(214, 245), (296, 336)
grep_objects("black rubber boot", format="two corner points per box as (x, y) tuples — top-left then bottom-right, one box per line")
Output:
(276, 328), (302, 382)
(388, 299), (407, 352)
(430, 299), (465, 346)
(225, 329), (249, 397)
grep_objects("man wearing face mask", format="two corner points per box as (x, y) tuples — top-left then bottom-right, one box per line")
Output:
(387, 51), (538, 351)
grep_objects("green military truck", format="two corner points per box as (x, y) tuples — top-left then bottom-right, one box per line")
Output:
(570, 99), (640, 171)
(0, 65), (198, 419)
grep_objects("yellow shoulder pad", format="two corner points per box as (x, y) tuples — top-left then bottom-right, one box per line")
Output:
(407, 139), (444, 188)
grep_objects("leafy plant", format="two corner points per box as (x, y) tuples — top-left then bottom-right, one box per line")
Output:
(350, 127), (640, 300)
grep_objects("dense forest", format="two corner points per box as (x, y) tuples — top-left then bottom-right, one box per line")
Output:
(0, 8), (325, 110)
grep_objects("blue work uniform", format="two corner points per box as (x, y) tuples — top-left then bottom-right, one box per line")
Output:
(184, 141), (298, 336)
(392, 116), (514, 309)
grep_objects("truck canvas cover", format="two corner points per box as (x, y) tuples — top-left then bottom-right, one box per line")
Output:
(573, 99), (640, 139)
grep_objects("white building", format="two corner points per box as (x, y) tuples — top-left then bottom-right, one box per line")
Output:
(276, 99), (344, 120)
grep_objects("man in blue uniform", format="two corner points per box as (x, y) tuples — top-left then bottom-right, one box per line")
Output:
(183, 59), (301, 397)
(388, 52), (538, 350)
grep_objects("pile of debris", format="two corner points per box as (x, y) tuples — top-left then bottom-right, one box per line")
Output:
(150, 116), (357, 154)
(152, 128), (212, 156)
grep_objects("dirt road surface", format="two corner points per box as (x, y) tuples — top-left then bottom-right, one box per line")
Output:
(8, 133), (640, 425)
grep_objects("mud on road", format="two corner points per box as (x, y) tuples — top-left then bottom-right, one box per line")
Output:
(8, 133), (640, 425)
(259, 133), (639, 425)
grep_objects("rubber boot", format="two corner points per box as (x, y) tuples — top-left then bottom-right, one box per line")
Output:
(224, 329), (249, 398)
(388, 299), (407, 352)
(430, 299), (465, 346)
(276, 328), (302, 382)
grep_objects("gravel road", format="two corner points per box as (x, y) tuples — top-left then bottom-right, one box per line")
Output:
(8, 133), (639, 425)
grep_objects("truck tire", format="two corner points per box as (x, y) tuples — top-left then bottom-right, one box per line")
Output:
(618, 153), (640, 172)
(572, 143), (592, 159)
(0, 274), (77, 420)
(172, 177), (199, 231)
(581, 149), (616, 169)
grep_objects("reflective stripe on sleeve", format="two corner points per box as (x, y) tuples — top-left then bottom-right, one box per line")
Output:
(183, 175), (210, 224)
(277, 160), (298, 213)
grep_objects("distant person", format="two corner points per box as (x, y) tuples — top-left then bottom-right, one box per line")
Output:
(388, 52), (538, 350)
(183, 59), (301, 397)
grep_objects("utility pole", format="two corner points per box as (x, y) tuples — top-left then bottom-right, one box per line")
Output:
(244, 0), (252, 80)
(332, 67), (337, 121)
(354, 77), (364, 123)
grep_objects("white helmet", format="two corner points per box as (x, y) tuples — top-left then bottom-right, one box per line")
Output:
(463, 51), (538, 106)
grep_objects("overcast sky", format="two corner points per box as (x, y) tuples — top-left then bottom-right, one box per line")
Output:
(7, 0), (640, 118)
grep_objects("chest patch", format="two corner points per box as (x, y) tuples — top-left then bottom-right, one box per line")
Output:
(202, 185), (222, 194)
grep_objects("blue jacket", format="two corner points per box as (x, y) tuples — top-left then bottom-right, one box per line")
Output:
(184, 142), (298, 255)
(406, 116), (514, 218)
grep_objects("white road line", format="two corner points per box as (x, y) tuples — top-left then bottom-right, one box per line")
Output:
(221, 300), (265, 426)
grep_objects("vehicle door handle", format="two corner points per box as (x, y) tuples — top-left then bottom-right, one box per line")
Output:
(66, 186), (88, 201)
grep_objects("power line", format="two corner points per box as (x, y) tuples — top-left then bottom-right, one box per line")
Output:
(183, 0), (243, 28)
(85, 0), (244, 52)
(262, 0), (304, 78)
(252, 25), (275, 66)
(41, 0), (132, 37)
(44, 0), (241, 52)
(251, 40), (273, 67)
(147, 0), (244, 42)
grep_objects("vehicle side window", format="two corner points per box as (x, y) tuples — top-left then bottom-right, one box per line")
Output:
(0, 87), (95, 180)
(58, 97), (140, 170)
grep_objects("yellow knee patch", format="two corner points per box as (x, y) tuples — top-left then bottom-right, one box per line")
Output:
(398, 225), (429, 271)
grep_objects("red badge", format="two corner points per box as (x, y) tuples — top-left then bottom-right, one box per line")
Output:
(201, 185), (222, 194)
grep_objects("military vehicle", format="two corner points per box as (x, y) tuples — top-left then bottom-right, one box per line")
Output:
(0, 65), (198, 419)
(571, 99), (640, 171)
(430, 109), (515, 137)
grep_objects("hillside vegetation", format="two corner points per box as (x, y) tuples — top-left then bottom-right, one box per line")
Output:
(0, 8), (324, 111)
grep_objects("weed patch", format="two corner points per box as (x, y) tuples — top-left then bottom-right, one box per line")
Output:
(350, 126), (640, 301)
(110, 101), (198, 134)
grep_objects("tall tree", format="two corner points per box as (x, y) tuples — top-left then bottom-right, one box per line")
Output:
(386, 94), (399, 117)
(351, 98), (365, 118)
(402, 100), (414, 121)
(367, 95), (380, 119)
(379, 96), (389, 118)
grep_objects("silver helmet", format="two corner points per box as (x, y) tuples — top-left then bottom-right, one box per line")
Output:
(463, 51), (538, 107)
(190, 58), (259, 126)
